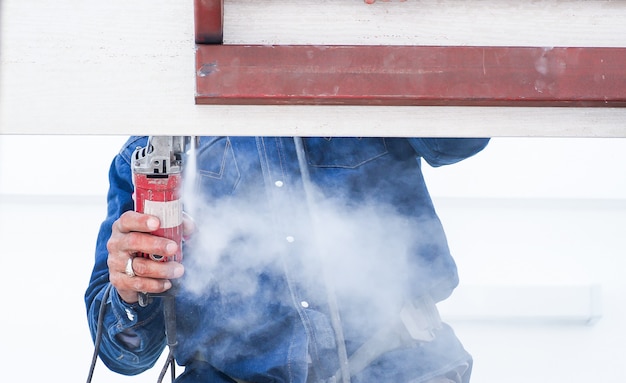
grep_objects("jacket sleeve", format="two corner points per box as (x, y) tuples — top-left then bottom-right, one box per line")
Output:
(84, 137), (167, 375)
(408, 138), (490, 167)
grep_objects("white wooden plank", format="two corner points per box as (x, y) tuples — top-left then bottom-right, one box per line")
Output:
(223, 0), (626, 47)
(1, 0), (625, 136)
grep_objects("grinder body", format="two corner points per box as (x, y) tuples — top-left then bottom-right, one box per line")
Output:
(131, 136), (186, 262)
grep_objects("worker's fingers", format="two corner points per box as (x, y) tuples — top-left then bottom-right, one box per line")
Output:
(130, 256), (184, 280)
(108, 212), (178, 257)
(110, 274), (172, 304)
(106, 230), (184, 282)
(114, 210), (160, 234)
(107, 230), (178, 260)
(107, 253), (184, 281)
(108, 257), (185, 304)
(106, 211), (185, 304)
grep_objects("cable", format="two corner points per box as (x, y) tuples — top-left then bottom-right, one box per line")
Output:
(156, 347), (175, 383)
(87, 285), (178, 383)
(86, 284), (112, 383)
(157, 294), (178, 383)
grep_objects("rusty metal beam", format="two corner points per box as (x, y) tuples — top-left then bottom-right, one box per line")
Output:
(194, 0), (223, 44)
(195, 45), (626, 107)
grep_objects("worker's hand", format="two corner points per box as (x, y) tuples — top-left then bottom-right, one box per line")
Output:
(107, 211), (188, 304)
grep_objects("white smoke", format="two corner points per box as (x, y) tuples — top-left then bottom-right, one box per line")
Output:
(173, 157), (468, 382)
(180, 183), (422, 330)
(182, 199), (277, 295)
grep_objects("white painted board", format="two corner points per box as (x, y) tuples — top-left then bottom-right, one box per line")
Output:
(1, 0), (626, 136)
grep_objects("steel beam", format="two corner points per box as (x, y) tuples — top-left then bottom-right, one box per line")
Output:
(195, 45), (626, 107)
(194, 0), (223, 44)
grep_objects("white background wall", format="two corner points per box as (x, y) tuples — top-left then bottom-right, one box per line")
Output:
(1, 0), (626, 382)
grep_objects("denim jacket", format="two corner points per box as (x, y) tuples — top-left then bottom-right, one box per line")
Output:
(85, 136), (489, 383)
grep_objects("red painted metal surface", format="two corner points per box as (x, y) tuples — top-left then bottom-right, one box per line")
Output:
(194, 0), (223, 44)
(133, 173), (183, 262)
(195, 45), (626, 106)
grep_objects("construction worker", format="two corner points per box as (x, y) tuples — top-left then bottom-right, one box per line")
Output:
(86, 136), (489, 383)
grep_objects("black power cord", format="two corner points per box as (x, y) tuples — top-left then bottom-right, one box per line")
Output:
(86, 284), (112, 383)
(157, 293), (178, 383)
(86, 285), (177, 383)
(157, 346), (176, 383)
